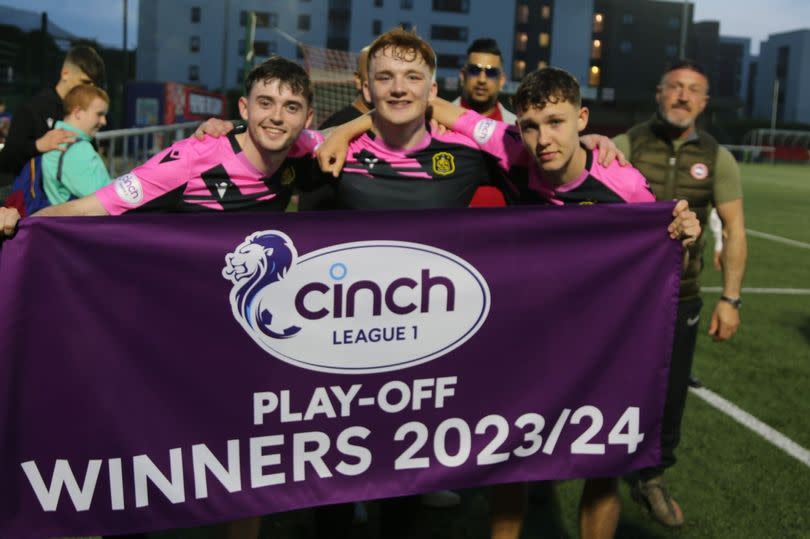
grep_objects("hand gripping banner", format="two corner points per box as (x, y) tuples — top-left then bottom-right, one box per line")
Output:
(0, 203), (681, 537)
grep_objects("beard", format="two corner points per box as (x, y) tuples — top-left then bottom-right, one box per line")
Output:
(660, 106), (694, 129)
(463, 88), (498, 112)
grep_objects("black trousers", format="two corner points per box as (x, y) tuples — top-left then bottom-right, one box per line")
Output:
(640, 297), (703, 481)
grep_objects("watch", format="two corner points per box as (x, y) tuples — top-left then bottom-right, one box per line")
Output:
(720, 295), (742, 309)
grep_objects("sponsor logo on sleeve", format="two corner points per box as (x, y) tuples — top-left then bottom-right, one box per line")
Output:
(113, 173), (144, 205)
(690, 163), (709, 180)
(223, 231), (491, 374)
(432, 152), (456, 176)
(473, 118), (497, 145)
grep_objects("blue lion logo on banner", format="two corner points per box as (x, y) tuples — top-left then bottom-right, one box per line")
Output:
(222, 231), (301, 339)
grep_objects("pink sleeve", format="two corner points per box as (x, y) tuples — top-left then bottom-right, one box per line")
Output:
(592, 151), (656, 203)
(288, 129), (324, 158)
(452, 110), (527, 171)
(95, 137), (197, 215)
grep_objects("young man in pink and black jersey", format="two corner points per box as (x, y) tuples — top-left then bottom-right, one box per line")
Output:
(1, 56), (321, 228)
(432, 68), (655, 207)
(319, 28), (517, 210)
(427, 66), (700, 539)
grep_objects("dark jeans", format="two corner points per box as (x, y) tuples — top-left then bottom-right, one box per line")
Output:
(640, 297), (703, 481)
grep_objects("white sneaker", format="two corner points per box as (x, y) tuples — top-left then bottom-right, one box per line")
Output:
(420, 489), (461, 508)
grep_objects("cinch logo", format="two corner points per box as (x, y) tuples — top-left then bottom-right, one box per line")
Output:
(223, 231), (490, 374)
(113, 173), (144, 205)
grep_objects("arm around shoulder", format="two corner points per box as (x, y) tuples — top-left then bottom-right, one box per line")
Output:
(34, 193), (110, 217)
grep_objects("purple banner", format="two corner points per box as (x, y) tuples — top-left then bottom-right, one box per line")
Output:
(0, 203), (681, 538)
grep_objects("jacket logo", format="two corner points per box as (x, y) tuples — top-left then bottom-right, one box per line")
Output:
(432, 152), (455, 176)
(690, 163), (709, 180)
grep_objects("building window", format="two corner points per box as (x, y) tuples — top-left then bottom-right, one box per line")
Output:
(593, 12), (604, 33)
(190, 36), (200, 53)
(437, 53), (464, 69)
(191, 6), (201, 23)
(517, 5), (529, 24)
(588, 65), (600, 87)
(189, 65), (199, 81)
(400, 21), (413, 31)
(515, 32), (528, 52)
(619, 41), (632, 54)
(591, 39), (601, 60)
(513, 60), (526, 80)
(432, 0), (470, 13)
(431, 25), (468, 41)
(538, 32), (550, 47)
(537, 60), (548, 70)
(541, 5), (551, 19)
(374, 0), (383, 6)
(298, 14), (311, 30)
(622, 13), (634, 24)
(373, 19), (382, 34)
(255, 41), (274, 56)
(237, 68), (244, 86)
(240, 40), (277, 56)
(240, 11), (278, 28)
(401, 0), (413, 9)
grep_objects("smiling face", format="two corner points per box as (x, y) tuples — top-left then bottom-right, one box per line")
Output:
(363, 46), (437, 132)
(656, 67), (709, 132)
(71, 97), (108, 137)
(517, 98), (589, 184)
(239, 78), (313, 155)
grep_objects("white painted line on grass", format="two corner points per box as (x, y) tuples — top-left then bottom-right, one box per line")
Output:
(702, 287), (810, 295)
(747, 229), (810, 250)
(690, 387), (810, 468)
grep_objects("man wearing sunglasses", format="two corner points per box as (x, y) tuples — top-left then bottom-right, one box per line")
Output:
(453, 38), (516, 125)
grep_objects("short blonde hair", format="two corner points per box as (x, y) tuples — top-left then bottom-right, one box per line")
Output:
(63, 84), (109, 115)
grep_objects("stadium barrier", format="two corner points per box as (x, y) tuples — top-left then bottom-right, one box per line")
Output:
(96, 121), (201, 178)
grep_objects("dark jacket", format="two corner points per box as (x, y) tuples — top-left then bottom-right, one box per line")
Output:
(0, 88), (63, 184)
(627, 114), (719, 300)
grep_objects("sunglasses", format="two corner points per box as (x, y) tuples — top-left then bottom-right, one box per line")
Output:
(463, 63), (502, 79)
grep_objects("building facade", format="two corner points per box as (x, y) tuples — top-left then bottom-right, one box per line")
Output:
(753, 29), (810, 124)
(137, 0), (594, 93)
(590, 0), (690, 104)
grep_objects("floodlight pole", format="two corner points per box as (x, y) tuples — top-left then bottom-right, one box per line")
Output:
(679, 0), (689, 58)
(770, 79), (779, 165)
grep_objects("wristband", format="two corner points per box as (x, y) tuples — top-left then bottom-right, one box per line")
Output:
(720, 295), (742, 309)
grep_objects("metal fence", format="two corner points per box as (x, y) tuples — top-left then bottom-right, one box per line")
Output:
(95, 121), (201, 178)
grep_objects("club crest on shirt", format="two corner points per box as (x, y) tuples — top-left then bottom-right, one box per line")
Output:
(432, 152), (455, 176)
(690, 163), (709, 180)
(281, 166), (296, 185)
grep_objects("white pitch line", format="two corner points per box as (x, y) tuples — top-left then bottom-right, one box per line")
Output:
(702, 287), (810, 295)
(690, 387), (810, 468)
(746, 229), (810, 250)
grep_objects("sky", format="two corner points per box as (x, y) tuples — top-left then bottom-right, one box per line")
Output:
(0, 0), (808, 55)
